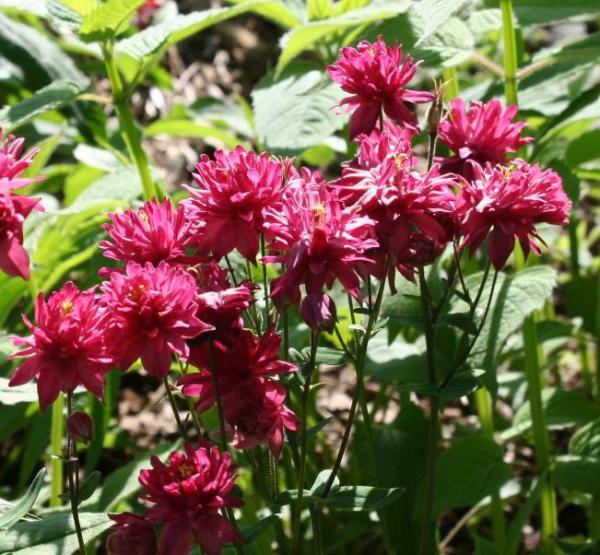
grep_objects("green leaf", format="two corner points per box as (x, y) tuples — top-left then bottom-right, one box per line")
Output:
(0, 81), (81, 132)
(570, 418), (600, 458)
(0, 378), (38, 405)
(227, 0), (302, 29)
(0, 13), (88, 89)
(412, 0), (469, 45)
(0, 512), (111, 554)
(79, 0), (146, 42)
(511, 0), (600, 26)
(116, 0), (275, 61)
(145, 119), (241, 149)
(319, 485), (405, 512)
(242, 514), (280, 543)
(275, 1), (410, 74)
(455, 266), (557, 395)
(77, 471), (102, 504)
(0, 469), (45, 530)
(252, 62), (345, 154)
(503, 388), (600, 440)
(310, 470), (339, 496)
(555, 455), (600, 495)
(435, 437), (511, 514)
(566, 129), (600, 168)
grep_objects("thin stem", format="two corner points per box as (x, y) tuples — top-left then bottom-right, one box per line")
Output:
(418, 267), (438, 555)
(500, 0), (519, 105)
(282, 308), (290, 361)
(102, 42), (156, 201)
(176, 359), (204, 439)
(568, 219), (580, 278)
(224, 255), (239, 286)
(453, 244), (472, 304)
(66, 392), (86, 555)
(291, 331), (319, 555)
(259, 235), (271, 329)
(50, 395), (64, 507)
(310, 507), (324, 555)
(163, 376), (187, 442)
(475, 389), (506, 551)
(334, 324), (356, 362)
(207, 342), (228, 452)
(323, 264), (389, 496)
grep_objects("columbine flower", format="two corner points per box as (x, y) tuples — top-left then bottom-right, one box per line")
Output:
(437, 99), (532, 177)
(138, 442), (242, 555)
(101, 262), (213, 378)
(9, 282), (113, 410)
(106, 513), (158, 555)
(135, 0), (162, 29)
(224, 379), (298, 458)
(327, 35), (433, 138)
(100, 198), (195, 267)
(183, 146), (285, 261)
(301, 293), (337, 333)
(263, 169), (377, 306)
(180, 329), (295, 412)
(0, 129), (40, 181)
(459, 160), (571, 269)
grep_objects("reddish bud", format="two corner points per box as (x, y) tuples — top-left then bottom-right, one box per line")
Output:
(67, 411), (95, 443)
(301, 293), (337, 333)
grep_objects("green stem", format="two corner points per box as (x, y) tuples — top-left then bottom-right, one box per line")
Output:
(208, 342), (228, 451)
(418, 268), (439, 555)
(568, 219), (580, 278)
(163, 376), (187, 442)
(50, 394), (64, 507)
(475, 389), (506, 551)
(500, 0), (518, 105)
(260, 235), (271, 329)
(102, 42), (156, 201)
(523, 315), (557, 554)
(66, 392), (86, 555)
(441, 67), (459, 100)
(291, 331), (319, 555)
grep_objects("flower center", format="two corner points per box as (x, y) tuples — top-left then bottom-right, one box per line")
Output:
(178, 462), (195, 479)
(61, 301), (74, 316)
(127, 283), (147, 301)
(312, 203), (326, 225)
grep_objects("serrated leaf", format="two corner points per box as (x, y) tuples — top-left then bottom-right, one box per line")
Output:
(0, 512), (111, 554)
(79, 0), (146, 42)
(0, 81), (81, 132)
(252, 62), (345, 154)
(0, 469), (45, 530)
(275, 1), (410, 74)
(116, 0), (275, 61)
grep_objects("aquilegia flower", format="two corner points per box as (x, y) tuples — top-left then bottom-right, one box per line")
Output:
(0, 130), (43, 280)
(437, 99), (532, 177)
(327, 35), (433, 138)
(263, 169), (378, 306)
(101, 261), (212, 378)
(100, 198), (195, 266)
(106, 513), (158, 555)
(10, 282), (113, 410)
(459, 160), (571, 269)
(184, 146), (285, 261)
(138, 442), (242, 555)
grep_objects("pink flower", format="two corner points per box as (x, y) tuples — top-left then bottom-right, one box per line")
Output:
(180, 329), (295, 412)
(138, 442), (243, 555)
(263, 169), (377, 306)
(327, 36), (433, 138)
(101, 262), (213, 378)
(437, 99), (532, 177)
(135, 0), (161, 29)
(106, 513), (158, 555)
(459, 160), (571, 269)
(183, 146), (285, 261)
(9, 282), (113, 410)
(224, 379), (298, 458)
(100, 198), (195, 267)
(0, 130), (44, 280)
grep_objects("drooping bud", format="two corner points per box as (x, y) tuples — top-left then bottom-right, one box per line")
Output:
(301, 293), (337, 333)
(67, 411), (95, 443)
(427, 79), (446, 138)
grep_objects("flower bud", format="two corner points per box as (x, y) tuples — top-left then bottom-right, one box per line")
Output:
(427, 81), (445, 137)
(301, 293), (337, 333)
(67, 411), (95, 444)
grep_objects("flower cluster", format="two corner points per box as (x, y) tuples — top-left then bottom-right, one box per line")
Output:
(7, 35), (572, 555)
(107, 442), (242, 555)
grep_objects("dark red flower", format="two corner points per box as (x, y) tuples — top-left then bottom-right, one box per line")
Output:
(301, 293), (337, 333)
(106, 513), (158, 555)
(10, 282), (113, 410)
(327, 36), (433, 138)
(459, 160), (571, 269)
(183, 146), (285, 261)
(101, 262), (213, 378)
(100, 198), (195, 266)
(437, 99), (532, 177)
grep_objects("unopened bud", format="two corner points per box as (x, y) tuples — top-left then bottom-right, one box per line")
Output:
(301, 293), (337, 333)
(67, 411), (95, 443)
(427, 81), (446, 136)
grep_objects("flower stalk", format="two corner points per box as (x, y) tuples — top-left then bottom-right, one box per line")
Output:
(50, 394), (64, 507)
